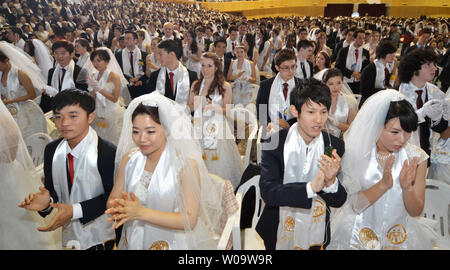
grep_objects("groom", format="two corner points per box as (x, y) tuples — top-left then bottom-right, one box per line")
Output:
(256, 78), (347, 250)
(19, 89), (117, 250)
(146, 39), (197, 107)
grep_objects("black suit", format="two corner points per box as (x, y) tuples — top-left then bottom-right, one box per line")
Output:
(115, 49), (148, 99)
(93, 29), (114, 48)
(256, 76), (302, 130)
(359, 62), (391, 108)
(39, 136), (120, 247)
(256, 129), (347, 250)
(145, 67), (198, 100)
(40, 65), (88, 113)
(39, 137), (116, 224)
(335, 46), (370, 94)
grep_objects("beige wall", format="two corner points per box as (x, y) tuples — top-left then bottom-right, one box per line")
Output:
(195, 0), (450, 18)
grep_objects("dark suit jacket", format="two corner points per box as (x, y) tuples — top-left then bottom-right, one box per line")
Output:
(39, 137), (116, 226)
(335, 46), (371, 80)
(256, 76), (302, 129)
(39, 65), (88, 113)
(115, 48), (148, 99)
(359, 62), (391, 108)
(93, 29), (114, 48)
(145, 67), (198, 100)
(223, 56), (231, 79)
(255, 129), (347, 250)
(402, 44), (428, 58)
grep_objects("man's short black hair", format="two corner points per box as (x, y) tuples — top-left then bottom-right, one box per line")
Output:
(290, 78), (331, 114)
(52, 88), (95, 115)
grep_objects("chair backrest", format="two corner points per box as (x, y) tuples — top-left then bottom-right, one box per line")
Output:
(229, 107), (258, 168)
(353, 94), (362, 107)
(24, 132), (52, 166)
(422, 179), (450, 238)
(209, 173), (239, 250)
(236, 175), (264, 227)
(18, 100), (48, 139)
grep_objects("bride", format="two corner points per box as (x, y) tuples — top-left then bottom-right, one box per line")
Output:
(1, 100), (60, 249)
(328, 89), (447, 250)
(106, 92), (224, 250)
(86, 48), (127, 145)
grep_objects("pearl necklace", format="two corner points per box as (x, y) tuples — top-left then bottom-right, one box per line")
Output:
(376, 152), (393, 161)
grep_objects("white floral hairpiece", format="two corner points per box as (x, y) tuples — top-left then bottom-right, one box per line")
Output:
(389, 90), (405, 102)
(141, 100), (158, 107)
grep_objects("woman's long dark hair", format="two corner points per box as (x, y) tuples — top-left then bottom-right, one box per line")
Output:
(245, 33), (256, 60)
(192, 52), (226, 97)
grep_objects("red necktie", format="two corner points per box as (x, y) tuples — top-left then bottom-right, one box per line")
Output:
(169, 72), (175, 94)
(130, 51), (135, 77)
(384, 67), (391, 88)
(355, 49), (359, 63)
(232, 42), (235, 51)
(67, 153), (74, 184)
(283, 82), (288, 100)
(219, 58), (223, 71)
(59, 68), (66, 91)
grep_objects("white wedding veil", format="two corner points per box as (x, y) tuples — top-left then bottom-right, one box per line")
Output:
(341, 89), (405, 195)
(115, 92), (224, 249)
(0, 100), (61, 249)
(31, 39), (53, 80)
(0, 41), (47, 94)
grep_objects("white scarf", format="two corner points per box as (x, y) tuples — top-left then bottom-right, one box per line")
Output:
(268, 73), (294, 132)
(122, 47), (143, 78)
(97, 28), (109, 43)
(120, 145), (188, 250)
(156, 62), (191, 106)
(345, 43), (363, 83)
(374, 59), (394, 89)
(51, 60), (76, 91)
(52, 127), (115, 249)
(277, 124), (326, 249)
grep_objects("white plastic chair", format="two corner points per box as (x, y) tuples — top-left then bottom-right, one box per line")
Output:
(233, 175), (266, 250)
(353, 94), (362, 107)
(422, 179), (450, 239)
(24, 132), (52, 167)
(209, 173), (239, 250)
(256, 125), (263, 165)
(14, 99), (47, 140)
(229, 107), (258, 169)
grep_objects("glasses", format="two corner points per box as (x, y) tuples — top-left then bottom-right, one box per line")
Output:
(279, 64), (297, 71)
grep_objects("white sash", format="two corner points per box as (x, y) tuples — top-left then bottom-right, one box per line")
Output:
(268, 73), (294, 132)
(349, 146), (411, 250)
(51, 61), (76, 91)
(120, 145), (187, 250)
(156, 62), (191, 106)
(52, 127), (114, 249)
(276, 124), (326, 249)
(345, 43), (363, 83)
(122, 48), (144, 78)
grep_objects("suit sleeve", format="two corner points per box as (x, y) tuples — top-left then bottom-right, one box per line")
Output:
(360, 63), (376, 106)
(259, 134), (313, 209)
(38, 141), (60, 218)
(79, 140), (116, 225)
(335, 49), (353, 79)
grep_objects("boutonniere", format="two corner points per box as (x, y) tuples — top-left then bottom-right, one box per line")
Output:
(138, 60), (144, 66)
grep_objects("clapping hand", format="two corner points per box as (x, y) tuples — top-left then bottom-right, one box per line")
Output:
(105, 192), (145, 229)
(318, 149), (341, 187)
(380, 155), (395, 190)
(399, 157), (419, 191)
(37, 203), (73, 232)
(18, 186), (51, 211)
